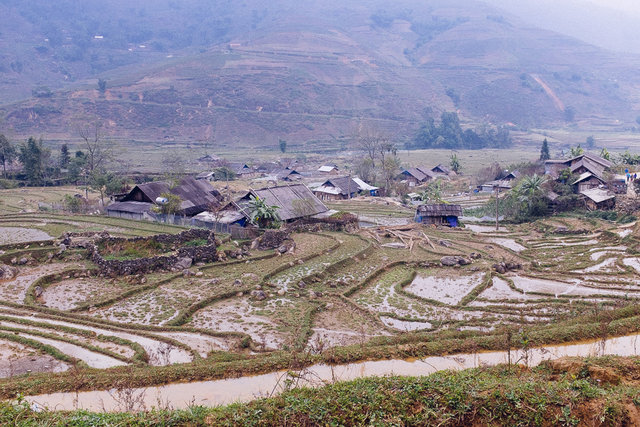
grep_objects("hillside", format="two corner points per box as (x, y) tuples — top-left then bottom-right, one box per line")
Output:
(2, 0), (640, 148)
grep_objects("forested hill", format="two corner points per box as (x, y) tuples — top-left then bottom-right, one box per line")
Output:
(2, 0), (640, 148)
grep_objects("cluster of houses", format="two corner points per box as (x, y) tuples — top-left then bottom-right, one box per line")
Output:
(396, 164), (456, 186)
(107, 177), (333, 232)
(476, 152), (623, 211)
(544, 152), (621, 210)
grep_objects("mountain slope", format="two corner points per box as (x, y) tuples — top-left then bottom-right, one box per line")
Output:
(2, 0), (640, 148)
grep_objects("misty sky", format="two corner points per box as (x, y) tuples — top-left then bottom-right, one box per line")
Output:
(589, 0), (640, 15)
(485, 0), (640, 54)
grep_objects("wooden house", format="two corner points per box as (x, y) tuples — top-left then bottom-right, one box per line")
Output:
(397, 167), (435, 187)
(312, 176), (361, 200)
(318, 165), (339, 174)
(107, 177), (223, 218)
(572, 172), (606, 193)
(229, 184), (328, 223)
(580, 188), (615, 211)
(431, 164), (454, 176)
(415, 204), (463, 227)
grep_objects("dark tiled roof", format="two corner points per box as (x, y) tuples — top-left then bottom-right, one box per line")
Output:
(416, 204), (463, 217)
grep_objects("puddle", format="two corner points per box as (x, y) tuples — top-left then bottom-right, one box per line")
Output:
(576, 258), (618, 273)
(406, 273), (484, 305)
(623, 258), (640, 274)
(487, 238), (526, 252)
(477, 277), (540, 301)
(26, 333), (640, 411)
(465, 224), (508, 233)
(12, 331), (126, 369)
(617, 229), (632, 238)
(380, 316), (432, 331)
(0, 314), (192, 365)
(510, 275), (637, 297)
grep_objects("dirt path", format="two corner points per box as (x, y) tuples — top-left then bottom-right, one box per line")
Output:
(530, 74), (565, 112)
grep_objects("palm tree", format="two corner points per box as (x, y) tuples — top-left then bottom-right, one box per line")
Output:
(516, 174), (547, 210)
(248, 195), (281, 228)
(420, 180), (443, 203)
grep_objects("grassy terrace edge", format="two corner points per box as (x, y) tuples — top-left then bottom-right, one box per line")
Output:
(3, 356), (640, 425)
(1, 303), (640, 399)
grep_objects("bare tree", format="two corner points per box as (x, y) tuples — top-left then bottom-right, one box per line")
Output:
(77, 122), (112, 174)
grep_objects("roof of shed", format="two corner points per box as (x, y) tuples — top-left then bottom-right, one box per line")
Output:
(106, 201), (153, 214)
(416, 204), (463, 216)
(580, 188), (615, 203)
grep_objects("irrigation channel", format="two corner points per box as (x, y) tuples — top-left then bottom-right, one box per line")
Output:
(26, 332), (640, 412)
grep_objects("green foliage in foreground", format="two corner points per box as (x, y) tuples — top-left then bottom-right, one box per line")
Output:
(3, 358), (640, 426)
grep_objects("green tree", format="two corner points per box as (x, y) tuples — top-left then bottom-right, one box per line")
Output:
(570, 144), (584, 157)
(152, 193), (182, 215)
(90, 171), (122, 207)
(279, 139), (287, 153)
(449, 153), (461, 173)
(213, 166), (236, 181)
(585, 135), (595, 149)
(539, 138), (550, 161)
(420, 180), (443, 203)
(509, 174), (548, 221)
(18, 137), (49, 185)
(60, 144), (70, 169)
(600, 148), (611, 161)
(97, 79), (107, 94)
(248, 195), (281, 228)
(0, 134), (16, 178)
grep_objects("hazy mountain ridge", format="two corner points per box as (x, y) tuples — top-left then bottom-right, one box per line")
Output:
(2, 0), (640, 147)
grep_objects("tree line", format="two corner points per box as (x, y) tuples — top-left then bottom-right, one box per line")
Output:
(0, 126), (125, 205)
(411, 112), (512, 150)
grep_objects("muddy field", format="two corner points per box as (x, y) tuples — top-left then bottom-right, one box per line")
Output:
(0, 210), (638, 381)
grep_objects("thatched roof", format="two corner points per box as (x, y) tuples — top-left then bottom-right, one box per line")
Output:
(416, 204), (463, 217)
(237, 184), (328, 221)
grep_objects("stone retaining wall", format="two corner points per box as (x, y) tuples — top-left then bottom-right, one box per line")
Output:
(87, 229), (218, 276)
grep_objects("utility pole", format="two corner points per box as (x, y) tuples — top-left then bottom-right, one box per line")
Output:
(494, 185), (500, 231)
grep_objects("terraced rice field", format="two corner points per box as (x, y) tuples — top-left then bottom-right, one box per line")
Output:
(0, 208), (638, 386)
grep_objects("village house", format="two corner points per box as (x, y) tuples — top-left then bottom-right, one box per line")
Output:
(106, 177), (223, 219)
(397, 167), (436, 187)
(431, 164), (455, 176)
(237, 184), (328, 221)
(480, 170), (520, 193)
(317, 165), (339, 174)
(352, 177), (379, 196)
(544, 153), (612, 179)
(580, 188), (616, 211)
(414, 204), (463, 227)
(572, 172), (606, 193)
(312, 176), (365, 200)
(229, 162), (259, 179)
